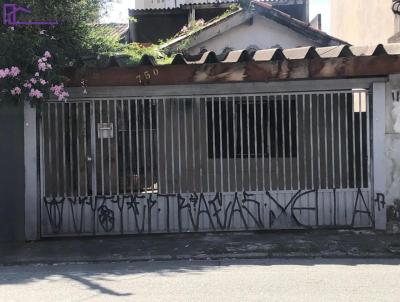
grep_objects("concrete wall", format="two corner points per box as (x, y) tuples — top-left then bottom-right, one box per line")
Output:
(331, 0), (396, 45)
(0, 104), (25, 242)
(188, 14), (318, 55)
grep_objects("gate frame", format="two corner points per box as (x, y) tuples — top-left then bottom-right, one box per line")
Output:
(25, 77), (387, 240)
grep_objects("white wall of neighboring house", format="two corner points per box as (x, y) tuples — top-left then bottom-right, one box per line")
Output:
(187, 14), (317, 55)
(331, 0), (396, 45)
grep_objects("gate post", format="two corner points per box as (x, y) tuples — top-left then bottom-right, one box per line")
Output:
(24, 103), (40, 241)
(372, 82), (388, 230)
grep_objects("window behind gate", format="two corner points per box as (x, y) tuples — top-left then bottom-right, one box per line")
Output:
(206, 95), (298, 158)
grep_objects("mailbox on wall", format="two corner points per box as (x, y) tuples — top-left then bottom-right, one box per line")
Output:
(97, 123), (114, 139)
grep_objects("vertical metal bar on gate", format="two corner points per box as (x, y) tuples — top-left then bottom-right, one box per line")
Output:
(114, 100), (120, 195)
(69, 102), (74, 195)
(310, 94), (314, 189)
(198, 97), (204, 192)
(135, 99), (141, 192)
(205, 97), (210, 192)
(107, 100), (112, 194)
(254, 96), (258, 191)
(316, 94), (321, 189)
(274, 95), (279, 189)
(163, 99), (168, 193)
(177, 98), (182, 193)
(191, 97), (196, 192)
(268, 96), (273, 190)
(323, 94), (328, 189)
(338, 94), (343, 189)
(288, 94), (293, 190)
(261, 96), (265, 190)
(281, 94), (286, 190)
(76, 103), (81, 196)
(330, 93), (335, 188)
(366, 90), (371, 200)
(156, 98), (161, 193)
(240, 97), (244, 191)
(352, 92), (357, 187)
(149, 99), (154, 193)
(90, 101), (97, 196)
(302, 94), (307, 189)
(226, 97), (231, 192)
(62, 104), (67, 197)
(128, 100), (133, 193)
(83, 102), (88, 195)
(219, 98), (224, 192)
(121, 100), (127, 193)
(295, 94), (300, 190)
(142, 99), (147, 193)
(183, 99), (188, 193)
(345, 93), (349, 188)
(212, 98), (217, 192)
(233, 97), (238, 192)
(359, 91), (364, 188)
(246, 96), (251, 191)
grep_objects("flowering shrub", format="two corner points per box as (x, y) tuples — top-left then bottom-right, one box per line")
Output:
(0, 51), (69, 106)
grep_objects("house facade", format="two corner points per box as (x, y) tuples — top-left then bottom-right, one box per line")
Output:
(129, 0), (310, 43)
(0, 43), (395, 242)
(162, 2), (345, 56)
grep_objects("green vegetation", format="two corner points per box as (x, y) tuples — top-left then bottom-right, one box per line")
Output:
(0, 0), (247, 70)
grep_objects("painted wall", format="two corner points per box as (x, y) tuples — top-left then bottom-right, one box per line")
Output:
(0, 105), (25, 242)
(188, 14), (318, 55)
(331, 0), (396, 45)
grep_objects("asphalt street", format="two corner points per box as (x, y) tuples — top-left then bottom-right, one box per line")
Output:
(0, 258), (399, 302)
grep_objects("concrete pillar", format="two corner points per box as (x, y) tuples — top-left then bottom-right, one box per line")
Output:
(24, 103), (39, 241)
(372, 82), (388, 230)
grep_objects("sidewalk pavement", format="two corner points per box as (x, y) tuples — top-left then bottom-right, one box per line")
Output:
(1, 229), (400, 266)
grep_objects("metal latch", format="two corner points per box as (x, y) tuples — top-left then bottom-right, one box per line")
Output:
(97, 123), (114, 139)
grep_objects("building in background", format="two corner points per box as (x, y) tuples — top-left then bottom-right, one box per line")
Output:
(135, 0), (236, 10)
(130, 0), (310, 44)
(162, 2), (344, 56)
(331, 0), (400, 45)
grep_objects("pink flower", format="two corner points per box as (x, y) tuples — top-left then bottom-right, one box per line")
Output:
(23, 82), (32, 89)
(30, 78), (37, 84)
(29, 89), (43, 99)
(38, 62), (47, 71)
(9, 66), (20, 77)
(11, 87), (21, 95)
(42, 57), (47, 62)
(0, 69), (6, 78)
(51, 84), (64, 96)
(39, 79), (47, 85)
(44, 51), (51, 58)
(58, 91), (69, 101)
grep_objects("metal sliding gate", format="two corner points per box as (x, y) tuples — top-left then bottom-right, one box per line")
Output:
(40, 89), (374, 236)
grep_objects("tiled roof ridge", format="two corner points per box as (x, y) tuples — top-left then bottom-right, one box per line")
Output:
(78, 44), (400, 68)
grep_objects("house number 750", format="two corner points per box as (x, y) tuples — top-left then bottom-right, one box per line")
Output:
(136, 69), (159, 84)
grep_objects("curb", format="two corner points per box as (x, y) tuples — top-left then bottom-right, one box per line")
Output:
(1, 251), (399, 267)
